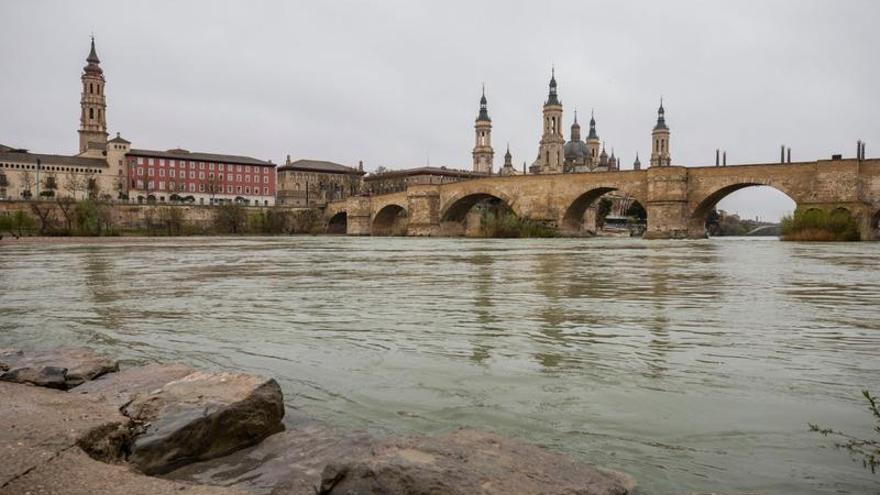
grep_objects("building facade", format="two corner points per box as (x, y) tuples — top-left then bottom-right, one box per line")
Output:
(126, 149), (276, 206)
(276, 157), (364, 207)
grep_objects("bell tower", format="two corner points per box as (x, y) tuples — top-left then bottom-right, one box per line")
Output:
(538, 68), (564, 174)
(650, 99), (671, 167)
(472, 85), (494, 174)
(78, 36), (108, 153)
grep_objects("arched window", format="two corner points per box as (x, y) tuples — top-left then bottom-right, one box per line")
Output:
(89, 108), (94, 119)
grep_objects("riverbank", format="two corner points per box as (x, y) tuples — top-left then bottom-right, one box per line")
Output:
(0, 347), (636, 495)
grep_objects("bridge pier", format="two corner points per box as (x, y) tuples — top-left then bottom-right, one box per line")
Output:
(643, 167), (693, 239)
(346, 196), (372, 235)
(405, 186), (441, 236)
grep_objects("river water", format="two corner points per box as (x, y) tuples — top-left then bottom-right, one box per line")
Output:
(0, 236), (877, 494)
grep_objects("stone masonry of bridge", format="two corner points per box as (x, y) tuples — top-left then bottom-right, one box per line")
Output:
(325, 158), (880, 240)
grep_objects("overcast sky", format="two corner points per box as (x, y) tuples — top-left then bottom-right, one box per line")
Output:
(2, 1), (877, 220)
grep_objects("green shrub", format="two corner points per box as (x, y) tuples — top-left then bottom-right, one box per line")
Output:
(781, 208), (860, 241)
(480, 211), (556, 238)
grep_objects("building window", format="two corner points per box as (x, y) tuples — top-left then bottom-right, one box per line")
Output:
(189, 171), (195, 179)
(236, 174), (242, 181)
(169, 181), (175, 190)
(159, 169), (165, 177)
(199, 172), (205, 180)
(137, 157), (144, 165)
(245, 175), (250, 182)
(209, 163), (215, 170)
(263, 176), (268, 183)
(148, 180), (154, 189)
(199, 184), (205, 192)
(219, 164), (224, 171)
(227, 185), (233, 193)
(199, 162), (205, 170)
(170, 170), (175, 178)
(159, 181), (165, 190)
(245, 187), (250, 195)
(236, 165), (242, 172)
(136, 180), (143, 189)
(263, 187), (268, 195)
(147, 168), (154, 177)
(169, 160), (175, 168)
(137, 167), (144, 176)
(237, 186), (242, 194)
(189, 183), (195, 192)
(148, 158), (154, 165)
(189, 162), (195, 169)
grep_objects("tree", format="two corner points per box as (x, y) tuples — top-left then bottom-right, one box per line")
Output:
(64, 171), (85, 200)
(157, 206), (185, 235)
(55, 196), (76, 233)
(206, 173), (220, 204)
(213, 203), (247, 234)
(29, 202), (56, 234)
(85, 174), (100, 200)
(810, 390), (880, 474)
(20, 170), (35, 198)
(596, 197), (613, 227)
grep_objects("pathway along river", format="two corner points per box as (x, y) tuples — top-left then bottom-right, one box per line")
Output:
(0, 236), (878, 494)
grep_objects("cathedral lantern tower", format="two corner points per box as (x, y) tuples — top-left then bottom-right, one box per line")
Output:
(472, 86), (494, 174)
(538, 68), (564, 173)
(78, 37), (108, 153)
(585, 110), (600, 168)
(650, 99), (671, 167)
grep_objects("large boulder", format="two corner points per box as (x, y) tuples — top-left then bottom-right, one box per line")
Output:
(317, 429), (635, 495)
(0, 347), (118, 389)
(75, 362), (197, 408)
(124, 371), (285, 475)
(167, 420), (375, 495)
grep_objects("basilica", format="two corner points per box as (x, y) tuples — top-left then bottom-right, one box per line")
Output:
(472, 70), (672, 176)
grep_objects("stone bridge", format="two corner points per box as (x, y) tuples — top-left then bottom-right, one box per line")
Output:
(325, 158), (880, 240)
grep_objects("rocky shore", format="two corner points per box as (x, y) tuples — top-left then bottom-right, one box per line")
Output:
(0, 347), (636, 495)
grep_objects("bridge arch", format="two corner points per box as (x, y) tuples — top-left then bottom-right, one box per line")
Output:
(440, 190), (518, 223)
(689, 183), (798, 238)
(372, 203), (408, 236)
(561, 187), (646, 233)
(327, 211), (347, 234)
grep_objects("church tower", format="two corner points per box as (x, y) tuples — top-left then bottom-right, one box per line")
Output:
(585, 110), (600, 168)
(538, 68), (564, 174)
(472, 86), (494, 174)
(78, 37), (108, 153)
(650, 99), (671, 167)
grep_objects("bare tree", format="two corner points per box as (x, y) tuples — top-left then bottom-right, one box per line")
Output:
(56, 196), (76, 233)
(29, 202), (56, 233)
(41, 174), (58, 199)
(63, 171), (85, 200)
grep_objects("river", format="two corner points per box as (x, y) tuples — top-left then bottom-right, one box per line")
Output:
(0, 236), (877, 494)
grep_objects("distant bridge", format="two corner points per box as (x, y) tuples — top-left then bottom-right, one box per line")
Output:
(325, 158), (880, 240)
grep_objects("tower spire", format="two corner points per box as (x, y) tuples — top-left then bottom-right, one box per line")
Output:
(79, 35), (108, 153)
(473, 85), (493, 173)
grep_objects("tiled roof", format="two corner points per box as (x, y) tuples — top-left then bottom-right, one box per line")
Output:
(278, 159), (364, 175)
(0, 150), (107, 168)
(128, 148), (273, 167)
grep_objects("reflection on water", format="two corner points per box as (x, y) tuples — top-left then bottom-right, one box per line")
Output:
(1, 236), (878, 495)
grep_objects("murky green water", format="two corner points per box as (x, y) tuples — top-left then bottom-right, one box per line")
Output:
(0, 237), (877, 494)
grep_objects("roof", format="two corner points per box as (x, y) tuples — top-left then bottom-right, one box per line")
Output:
(0, 150), (107, 168)
(108, 133), (130, 144)
(128, 148), (273, 167)
(365, 166), (487, 181)
(277, 159), (363, 175)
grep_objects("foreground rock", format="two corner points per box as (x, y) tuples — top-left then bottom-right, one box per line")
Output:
(1, 448), (250, 495)
(318, 429), (635, 495)
(75, 362), (197, 408)
(124, 371), (285, 475)
(169, 425), (634, 495)
(167, 420), (375, 494)
(0, 347), (118, 389)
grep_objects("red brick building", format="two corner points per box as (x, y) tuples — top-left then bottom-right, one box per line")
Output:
(126, 148), (276, 206)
